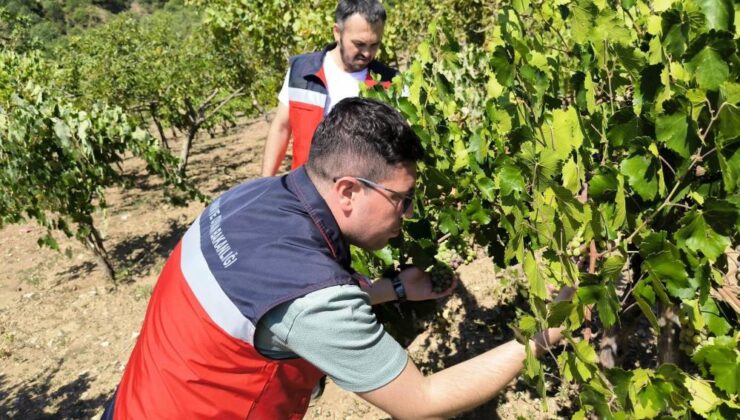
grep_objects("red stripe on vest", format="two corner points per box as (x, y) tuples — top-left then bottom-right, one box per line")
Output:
(114, 242), (324, 419)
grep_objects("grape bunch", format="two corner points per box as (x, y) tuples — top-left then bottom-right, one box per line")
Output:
(429, 262), (456, 293)
(566, 233), (583, 257)
(678, 314), (706, 355)
(436, 241), (472, 269)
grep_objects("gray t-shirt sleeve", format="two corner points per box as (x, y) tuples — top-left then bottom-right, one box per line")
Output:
(254, 284), (408, 393)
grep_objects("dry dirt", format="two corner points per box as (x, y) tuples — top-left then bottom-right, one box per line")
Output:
(0, 117), (569, 419)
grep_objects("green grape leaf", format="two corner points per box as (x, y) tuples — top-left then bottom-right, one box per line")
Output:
(620, 152), (660, 201)
(607, 108), (641, 147)
(695, 0), (734, 31)
(716, 136), (740, 193)
(634, 295), (661, 332)
(524, 251), (548, 300)
(717, 104), (740, 140)
(438, 209), (458, 236)
(704, 198), (740, 236)
(465, 198), (491, 226)
(635, 64), (663, 112)
(687, 47), (730, 91)
(573, 339), (598, 365)
(612, 175), (627, 232)
(589, 172), (618, 199)
(684, 377), (721, 416)
(468, 131), (488, 164)
(547, 301), (575, 327)
(540, 107), (584, 162)
(675, 210), (731, 263)
(519, 315), (538, 335)
(602, 254), (626, 282)
(397, 97), (419, 124)
(719, 81), (740, 104)
(491, 46), (514, 87)
(562, 158), (580, 194)
(701, 299), (731, 336)
(653, 0), (675, 12)
(578, 285), (619, 327)
(496, 165), (525, 197)
(372, 246), (395, 266)
(644, 250), (693, 299)
(692, 336), (739, 394)
(53, 118), (72, 149)
(655, 112), (690, 158)
(632, 382), (666, 419)
(592, 8), (632, 45)
(571, 0), (597, 44)
(475, 175), (496, 202)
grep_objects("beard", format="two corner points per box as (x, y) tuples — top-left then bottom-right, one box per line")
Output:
(338, 39), (371, 73)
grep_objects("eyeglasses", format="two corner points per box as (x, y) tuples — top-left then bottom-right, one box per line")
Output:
(333, 176), (415, 214)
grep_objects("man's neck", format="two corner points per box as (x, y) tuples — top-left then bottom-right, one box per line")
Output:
(328, 46), (349, 73)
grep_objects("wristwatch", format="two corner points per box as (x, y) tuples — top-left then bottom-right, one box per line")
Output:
(391, 275), (407, 302)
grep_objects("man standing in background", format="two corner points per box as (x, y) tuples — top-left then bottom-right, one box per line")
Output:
(261, 0), (398, 176)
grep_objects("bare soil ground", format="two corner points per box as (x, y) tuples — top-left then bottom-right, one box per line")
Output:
(0, 117), (568, 419)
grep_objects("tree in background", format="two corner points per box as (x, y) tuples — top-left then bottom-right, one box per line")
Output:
(1, 11), (200, 282)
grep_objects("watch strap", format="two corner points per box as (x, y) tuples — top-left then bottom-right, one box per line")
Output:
(391, 275), (407, 302)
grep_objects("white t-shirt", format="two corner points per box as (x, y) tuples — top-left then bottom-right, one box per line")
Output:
(278, 53), (368, 115)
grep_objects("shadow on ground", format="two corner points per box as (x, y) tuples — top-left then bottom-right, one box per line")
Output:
(414, 282), (570, 419)
(110, 218), (189, 283)
(0, 364), (110, 419)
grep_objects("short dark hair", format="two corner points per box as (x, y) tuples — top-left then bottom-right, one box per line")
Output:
(335, 0), (386, 28)
(306, 97), (424, 182)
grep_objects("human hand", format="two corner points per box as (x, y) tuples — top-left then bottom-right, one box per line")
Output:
(399, 266), (458, 301)
(546, 284), (576, 303)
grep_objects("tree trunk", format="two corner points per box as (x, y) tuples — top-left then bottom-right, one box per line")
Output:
(251, 92), (270, 123)
(657, 304), (680, 365)
(177, 128), (197, 177)
(599, 253), (634, 367)
(149, 103), (169, 149)
(84, 224), (116, 283)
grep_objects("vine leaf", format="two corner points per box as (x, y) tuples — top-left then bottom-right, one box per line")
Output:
(540, 107), (584, 162)
(577, 285), (618, 327)
(656, 112), (690, 158)
(524, 250), (548, 300)
(562, 158), (580, 194)
(675, 210), (731, 263)
(684, 377), (722, 416)
(695, 0), (734, 31)
(700, 299), (731, 336)
(496, 165), (525, 197)
(692, 336), (739, 395)
(687, 48), (730, 91)
(643, 250), (693, 299)
(620, 152), (660, 201)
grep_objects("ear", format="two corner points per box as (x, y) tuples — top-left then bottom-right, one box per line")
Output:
(334, 177), (358, 213)
(333, 23), (341, 43)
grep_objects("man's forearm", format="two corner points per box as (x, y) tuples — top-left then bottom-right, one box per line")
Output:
(421, 328), (563, 417)
(261, 131), (290, 176)
(262, 105), (291, 176)
(360, 328), (565, 420)
(361, 278), (397, 305)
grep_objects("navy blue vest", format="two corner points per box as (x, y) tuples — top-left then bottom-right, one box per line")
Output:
(199, 167), (356, 325)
